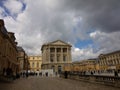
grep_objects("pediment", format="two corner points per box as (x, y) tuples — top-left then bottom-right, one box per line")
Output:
(49, 40), (70, 46)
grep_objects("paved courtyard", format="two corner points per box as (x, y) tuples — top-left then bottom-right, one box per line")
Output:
(0, 77), (119, 90)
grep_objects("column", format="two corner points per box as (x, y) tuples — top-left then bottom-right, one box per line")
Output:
(55, 47), (57, 63)
(68, 47), (72, 63)
(67, 47), (69, 63)
(61, 47), (63, 63)
(48, 47), (50, 63)
(67, 47), (71, 63)
(42, 49), (44, 63)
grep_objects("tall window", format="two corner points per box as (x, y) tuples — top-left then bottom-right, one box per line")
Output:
(57, 48), (61, 52)
(50, 54), (54, 62)
(50, 48), (55, 52)
(63, 55), (66, 62)
(57, 55), (60, 62)
(50, 58), (53, 62)
(37, 62), (39, 68)
(63, 48), (67, 53)
(32, 62), (34, 68)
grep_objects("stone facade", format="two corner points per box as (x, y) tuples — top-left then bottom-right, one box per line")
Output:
(98, 50), (120, 72)
(70, 50), (120, 73)
(28, 56), (42, 72)
(72, 59), (97, 72)
(41, 40), (72, 74)
(17, 47), (29, 73)
(0, 19), (19, 75)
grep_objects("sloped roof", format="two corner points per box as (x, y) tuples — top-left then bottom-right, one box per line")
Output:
(99, 50), (120, 57)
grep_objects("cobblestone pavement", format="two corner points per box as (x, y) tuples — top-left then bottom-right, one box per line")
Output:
(0, 77), (119, 90)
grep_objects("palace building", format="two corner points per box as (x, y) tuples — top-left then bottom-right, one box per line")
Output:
(0, 19), (19, 75)
(28, 56), (42, 72)
(71, 59), (97, 72)
(17, 47), (29, 73)
(98, 50), (120, 72)
(41, 40), (72, 74)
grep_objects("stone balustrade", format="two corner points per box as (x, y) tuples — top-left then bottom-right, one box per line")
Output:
(60, 72), (120, 88)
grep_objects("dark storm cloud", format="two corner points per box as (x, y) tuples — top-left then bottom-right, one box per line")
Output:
(59, 0), (120, 32)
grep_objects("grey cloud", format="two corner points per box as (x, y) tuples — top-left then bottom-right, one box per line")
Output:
(15, 0), (120, 57)
(2, 0), (120, 60)
(90, 31), (120, 54)
(58, 0), (120, 32)
(17, 1), (78, 44)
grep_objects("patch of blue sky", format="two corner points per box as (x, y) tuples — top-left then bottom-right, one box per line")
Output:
(22, 3), (26, 11)
(75, 39), (94, 49)
(0, 0), (14, 18)
(0, 0), (26, 19)
(2, 6), (16, 19)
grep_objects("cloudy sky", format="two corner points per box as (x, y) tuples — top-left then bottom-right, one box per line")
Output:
(0, 0), (120, 61)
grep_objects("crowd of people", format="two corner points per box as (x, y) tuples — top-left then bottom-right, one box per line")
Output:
(2, 68), (119, 81)
(20, 72), (42, 77)
(2, 67), (20, 80)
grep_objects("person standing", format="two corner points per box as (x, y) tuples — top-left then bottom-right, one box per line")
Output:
(114, 70), (118, 77)
(64, 71), (68, 79)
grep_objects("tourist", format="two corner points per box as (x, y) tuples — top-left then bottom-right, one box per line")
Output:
(114, 70), (118, 77)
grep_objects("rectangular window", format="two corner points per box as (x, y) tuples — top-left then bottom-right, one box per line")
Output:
(37, 62), (39, 67)
(57, 48), (61, 52)
(57, 55), (60, 62)
(50, 48), (55, 52)
(50, 54), (54, 62)
(50, 58), (53, 62)
(63, 48), (67, 52)
(63, 55), (67, 62)
(32, 62), (34, 68)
